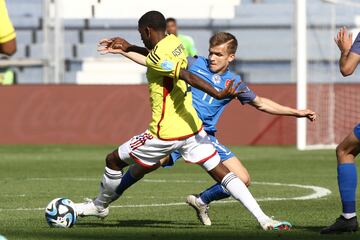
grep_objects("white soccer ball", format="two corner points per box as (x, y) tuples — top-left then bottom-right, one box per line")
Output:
(45, 198), (77, 228)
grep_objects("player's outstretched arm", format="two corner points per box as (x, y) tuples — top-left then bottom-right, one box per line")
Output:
(249, 96), (316, 122)
(98, 38), (147, 66)
(98, 37), (149, 56)
(179, 69), (239, 100)
(335, 27), (360, 76)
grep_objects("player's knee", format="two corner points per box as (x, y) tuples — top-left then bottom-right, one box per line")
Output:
(240, 173), (251, 187)
(105, 151), (127, 170)
(336, 144), (347, 163)
(244, 175), (251, 187)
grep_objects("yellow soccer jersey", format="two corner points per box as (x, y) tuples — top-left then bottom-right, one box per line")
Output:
(0, 0), (16, 43)
(146, 34), (202, 140)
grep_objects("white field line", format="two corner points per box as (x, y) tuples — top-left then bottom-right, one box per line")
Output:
(0, 180), (331, 212)
(16, 178), (208, 183)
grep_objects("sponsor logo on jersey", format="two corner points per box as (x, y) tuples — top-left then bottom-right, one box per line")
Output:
(225, 79), (232, 87)
(161, 60), (175, 71)
(172, 44), (185, 57)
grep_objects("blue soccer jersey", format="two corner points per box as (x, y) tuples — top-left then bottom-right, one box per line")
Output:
(188, 56), (256, 133)
(163, 56), (256, 167)
(349, 33), (360, 141)
(350, 32), (360, 55)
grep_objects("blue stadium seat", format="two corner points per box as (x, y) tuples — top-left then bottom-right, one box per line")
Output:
(36, 30), (80, 45)
(11, 17), (40, 29)
(7, 1), (42, 18)
(63, 19), (86, 29)
(15, 67), (43, 84)
(221, 29), (291, 60)
(88, 19), (137, 29)
(83, 29), (143, 46)
(11, 44), (27, 59)
(30, 44), (74, 59)
(15, 30), (34, 44)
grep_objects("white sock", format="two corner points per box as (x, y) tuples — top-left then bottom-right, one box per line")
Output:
(196, 196), (206, 206)
(94, 167), (123, 209)
(342, 212), (357, 219)
(221, 172), (270, 224)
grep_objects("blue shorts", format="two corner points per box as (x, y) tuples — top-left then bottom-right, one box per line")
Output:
(163, 133), (235, 168)
(353, 123), (360, 141)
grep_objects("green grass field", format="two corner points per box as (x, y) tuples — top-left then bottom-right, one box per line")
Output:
(0, 145), (359, 240)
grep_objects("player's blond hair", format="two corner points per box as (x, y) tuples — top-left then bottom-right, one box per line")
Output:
(209, 32), (238, 54)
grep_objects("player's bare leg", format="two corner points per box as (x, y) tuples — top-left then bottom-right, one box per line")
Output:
(204, 162), (291, 230)
(223, 157), (251, 187)
(321, 130), (360, 234)
(186, 157), (251, 225)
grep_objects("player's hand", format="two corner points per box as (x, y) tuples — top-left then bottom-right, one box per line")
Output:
(335, 27), (353, 55)
(216, 79), (241, 99)
(297, 109), (316, 122)
(97, 38), (124, 54)
(97, 37), (132, 54)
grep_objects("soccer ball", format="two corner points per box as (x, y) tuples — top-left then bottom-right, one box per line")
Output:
(45, 198), (77, 228)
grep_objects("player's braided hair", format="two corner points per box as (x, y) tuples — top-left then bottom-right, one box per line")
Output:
(138, 11), (166, 31)
(209, 32), (238, 54)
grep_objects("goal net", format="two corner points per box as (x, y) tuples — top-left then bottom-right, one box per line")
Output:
(296, 0), (360, 150)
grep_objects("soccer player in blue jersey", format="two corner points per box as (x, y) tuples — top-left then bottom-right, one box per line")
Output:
(159, 32), (316, 226)
(321, 27), (360, 234)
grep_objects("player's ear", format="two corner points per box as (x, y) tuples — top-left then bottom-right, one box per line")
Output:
(228, 53), (235, 63)
(146, 27), (151, 39)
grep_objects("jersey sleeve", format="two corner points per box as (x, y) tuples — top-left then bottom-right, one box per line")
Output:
(236, 81), (257, 105)
(146, 49), (186, 79)
(350, 32), (360, 55)
(0, 0), (16, 43)
(186, 56), (197, 69)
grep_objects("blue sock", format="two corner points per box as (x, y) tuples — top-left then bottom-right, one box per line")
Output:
(338, 163), (357, 214)
(199, 183), (230, 204)
(115, 171), (141, 196)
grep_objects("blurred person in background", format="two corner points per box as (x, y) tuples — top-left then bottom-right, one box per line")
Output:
(0, 65), (15, 85)
(166, 17), (197, 57)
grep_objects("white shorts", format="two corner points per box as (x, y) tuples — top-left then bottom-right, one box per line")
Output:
(118, 129), (220, 171)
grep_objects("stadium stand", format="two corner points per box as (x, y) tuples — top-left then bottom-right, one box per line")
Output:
(5, 0), (360, 84)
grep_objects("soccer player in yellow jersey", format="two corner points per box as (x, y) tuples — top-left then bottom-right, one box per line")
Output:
(76, 11), (290, 230)
(0, 0), (16, 56)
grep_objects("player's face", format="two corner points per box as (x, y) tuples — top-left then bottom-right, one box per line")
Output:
(208, 43), (235, 74)
(166, 21), (177, 35)
(138, 26), (153, 50)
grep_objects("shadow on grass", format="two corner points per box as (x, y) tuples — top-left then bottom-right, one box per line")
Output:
(76, 219), (204, 229)
(3, 227), (360, 240)
(293, 225), (324, 233)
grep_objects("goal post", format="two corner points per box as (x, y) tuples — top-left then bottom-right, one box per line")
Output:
(296, 0), (360, 150)
(295, 0), (307, 150)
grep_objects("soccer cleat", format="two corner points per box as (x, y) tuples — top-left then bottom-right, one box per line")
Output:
(74, 198), (109, 219)
(186, 194), (211, 226)
(320, 216), (358, 234)
(260, 218), (292, 231)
